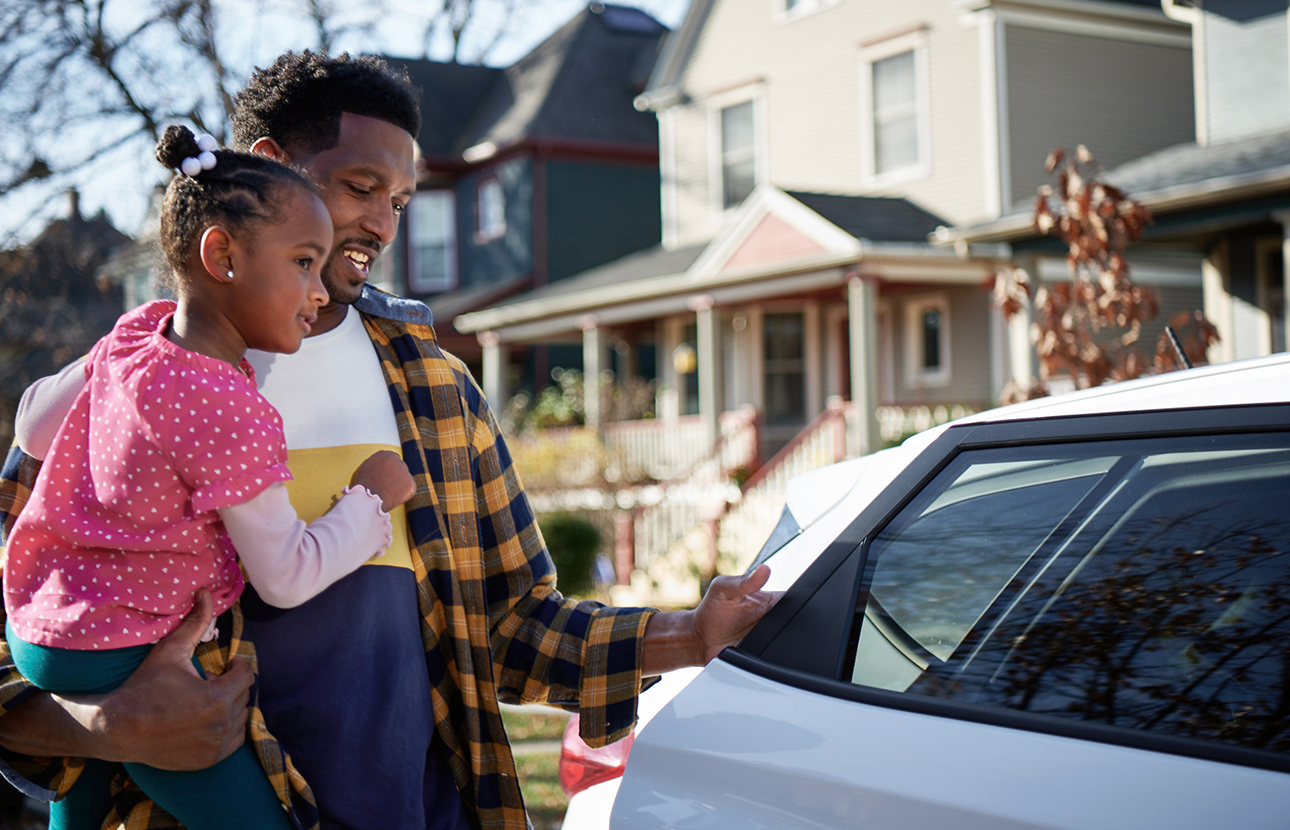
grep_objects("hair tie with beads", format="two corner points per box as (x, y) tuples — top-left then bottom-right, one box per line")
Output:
(180, 134), (219, 178)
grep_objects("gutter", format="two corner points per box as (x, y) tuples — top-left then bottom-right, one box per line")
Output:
(935, 163), (1290, 245)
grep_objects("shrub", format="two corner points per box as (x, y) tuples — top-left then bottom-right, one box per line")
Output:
(538, 513), (600, 597)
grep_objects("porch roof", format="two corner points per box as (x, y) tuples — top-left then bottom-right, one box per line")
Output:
(455, 187), (987, 340)
(937, 127), (1290, 246)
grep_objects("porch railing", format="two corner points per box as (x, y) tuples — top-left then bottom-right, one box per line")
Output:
(717, 398), (853, 573)
(603, 406), (759, 483)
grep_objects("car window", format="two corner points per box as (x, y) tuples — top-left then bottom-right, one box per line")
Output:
(848, 434), (1290, 756)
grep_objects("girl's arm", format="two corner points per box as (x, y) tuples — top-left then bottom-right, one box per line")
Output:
(218, 481), (397, 609)
(14, 357), (87, 460)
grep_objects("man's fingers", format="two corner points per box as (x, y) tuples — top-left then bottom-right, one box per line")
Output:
(211, 657), (254, 704)
(741, 564), (771, 595)
(152, 589), (214, 676)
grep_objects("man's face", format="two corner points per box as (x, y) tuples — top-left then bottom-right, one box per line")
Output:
(295, 112), (417, 306)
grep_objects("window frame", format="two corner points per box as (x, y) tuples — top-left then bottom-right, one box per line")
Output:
(859, 29), (931, 187)
(474, 175), (506, 244)
(707, 85), (768, 216)
(407, 188), (458, 294)
(772, 0), (839, 24)
(903, 292), (951, 389)
(726, 402), (1290, 775)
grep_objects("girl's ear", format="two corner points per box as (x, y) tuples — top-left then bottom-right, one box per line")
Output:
(198, 226), (236, 284)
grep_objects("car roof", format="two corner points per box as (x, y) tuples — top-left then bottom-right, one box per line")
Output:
(965, 352), (1290, 424)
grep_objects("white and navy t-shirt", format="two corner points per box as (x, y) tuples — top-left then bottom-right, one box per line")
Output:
(244, 306), (468, 830)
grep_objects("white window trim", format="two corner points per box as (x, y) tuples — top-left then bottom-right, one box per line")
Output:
(904, 292), (951, 389)
(772, 0), (839, 24)
(474, 176), (506, 243)
(707, 84), (769, 217)
(408, 189), (457, 294)
(859, 28), (931, 188)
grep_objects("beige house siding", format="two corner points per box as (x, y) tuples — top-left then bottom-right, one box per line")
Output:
(666, 0), (991, 247)
(888, 285), (993, 405)
(1005, 25), (1195, 208)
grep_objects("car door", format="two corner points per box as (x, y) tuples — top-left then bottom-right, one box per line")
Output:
(612, 404), (1290, 830)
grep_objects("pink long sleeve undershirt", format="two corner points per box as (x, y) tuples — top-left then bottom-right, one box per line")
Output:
(16, 360), (392, 610)
(217, 482), (394, 609)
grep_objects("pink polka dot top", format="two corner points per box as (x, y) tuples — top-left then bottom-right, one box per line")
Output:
(4, 300), (293, 650)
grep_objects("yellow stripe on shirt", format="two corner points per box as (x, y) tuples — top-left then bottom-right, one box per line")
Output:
(283, 443), (412, 571)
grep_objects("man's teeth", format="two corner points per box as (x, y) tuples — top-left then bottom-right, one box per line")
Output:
(345, 251), (371, 268)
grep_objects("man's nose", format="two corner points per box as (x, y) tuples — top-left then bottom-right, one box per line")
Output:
(359, 202), (398, 246)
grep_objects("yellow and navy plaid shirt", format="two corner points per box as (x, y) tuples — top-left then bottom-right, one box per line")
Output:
(0, 293), (656, 830)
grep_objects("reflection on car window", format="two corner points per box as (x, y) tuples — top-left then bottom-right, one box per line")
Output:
(849, 435), (1290, 756)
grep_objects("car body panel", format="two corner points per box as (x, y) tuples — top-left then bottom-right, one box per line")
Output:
(613, 659), (1290, 830)
(609, 357), (1290, 829)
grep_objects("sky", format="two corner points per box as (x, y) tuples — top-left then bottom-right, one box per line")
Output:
(2, 0), (691, 247)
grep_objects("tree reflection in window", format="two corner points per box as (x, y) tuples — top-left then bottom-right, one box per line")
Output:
(854, 439), (1290, 756)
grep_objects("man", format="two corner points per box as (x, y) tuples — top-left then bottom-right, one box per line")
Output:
(0, 52), (777, 829)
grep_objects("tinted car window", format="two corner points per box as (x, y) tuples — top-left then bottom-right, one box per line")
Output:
(848, 434), (1290, 755)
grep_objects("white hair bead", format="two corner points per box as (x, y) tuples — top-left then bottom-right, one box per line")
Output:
(196, 134), (218, 153)
(180, 157), (202, 177)
(198, 151), (217, 170)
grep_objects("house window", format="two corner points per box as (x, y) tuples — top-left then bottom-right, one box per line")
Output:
(905, 294), (951, 388)
(720, 100), (757, 209)
(476, 177), (505, 242)
(764, 312), (806, 425)
(861, 31), (928, 183)
(777, 0), (837, 20)
(408, 189), (456, 294)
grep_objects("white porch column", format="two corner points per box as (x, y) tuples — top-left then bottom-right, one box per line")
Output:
(580, 315), (605, 433)
(1276, 212), (1290, 353)
(847, 274), (880, 456)
(690, 295), (719, 448)
(1202, 240), (1234, 364)
(478, 331), (505, 408)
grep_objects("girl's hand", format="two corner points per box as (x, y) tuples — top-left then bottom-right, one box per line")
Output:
(350, 450), (415, 513)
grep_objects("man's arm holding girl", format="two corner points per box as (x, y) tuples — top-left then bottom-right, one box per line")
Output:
(0, 373), (254, 773)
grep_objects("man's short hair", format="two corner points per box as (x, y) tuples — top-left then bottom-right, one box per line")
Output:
(232, 51), (421, 156)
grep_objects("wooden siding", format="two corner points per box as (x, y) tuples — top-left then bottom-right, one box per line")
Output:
(666, 0), (989, 246)
(544, 159), (662, 282)
(888, 285), (994, 405)
(458, 157), (533, 290)
(1005, 26), (1194, 208)
(1203, 6), (1290, 143)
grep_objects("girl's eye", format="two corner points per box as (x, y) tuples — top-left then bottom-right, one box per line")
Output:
(295, 257), (313, 270)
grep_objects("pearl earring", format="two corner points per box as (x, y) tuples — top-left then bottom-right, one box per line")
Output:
(226, 269), (234, 280)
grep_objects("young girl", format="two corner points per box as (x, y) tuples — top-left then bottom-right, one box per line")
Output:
(3, 126), (414, 830)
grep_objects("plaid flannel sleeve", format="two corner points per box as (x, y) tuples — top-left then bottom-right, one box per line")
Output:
(0, 443), (85, 800)
(450, 357), (658, 747)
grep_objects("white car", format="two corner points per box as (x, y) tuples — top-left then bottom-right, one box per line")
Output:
(567, 353), (1290, 829)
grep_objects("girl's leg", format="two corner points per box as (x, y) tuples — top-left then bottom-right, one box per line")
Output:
(126, 746), (291, 830)
(6, 628), (290, 830)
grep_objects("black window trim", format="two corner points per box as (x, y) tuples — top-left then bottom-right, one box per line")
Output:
(726, 401), (1290, 775)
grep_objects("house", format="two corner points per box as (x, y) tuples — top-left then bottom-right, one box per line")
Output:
(458, 0), (1195, 450)
(940, 0), (1290, 383)
(382, 4), (668, 375)
(456, 0), (1198, 588)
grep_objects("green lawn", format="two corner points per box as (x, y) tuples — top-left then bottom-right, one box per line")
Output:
(501, 707), (570, 829)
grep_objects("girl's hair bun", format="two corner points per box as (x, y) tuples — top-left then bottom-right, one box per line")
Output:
(155, 125), (202, 170)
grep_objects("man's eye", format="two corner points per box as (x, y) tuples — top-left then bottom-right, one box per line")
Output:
(348, 183), (371, 196)
(393, 203), (406, 216)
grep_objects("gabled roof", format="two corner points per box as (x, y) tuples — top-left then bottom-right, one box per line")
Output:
(395, 5), (666, 161)
(455, 185), (975, 338)
(785, 191), (944, 243)
(937, 126), (1290, 245)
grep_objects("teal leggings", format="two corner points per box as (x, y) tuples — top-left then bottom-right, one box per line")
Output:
(7, 623), (291, 830)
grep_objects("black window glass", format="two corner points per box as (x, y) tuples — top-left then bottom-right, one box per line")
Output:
(849, 435), (1290, 755)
